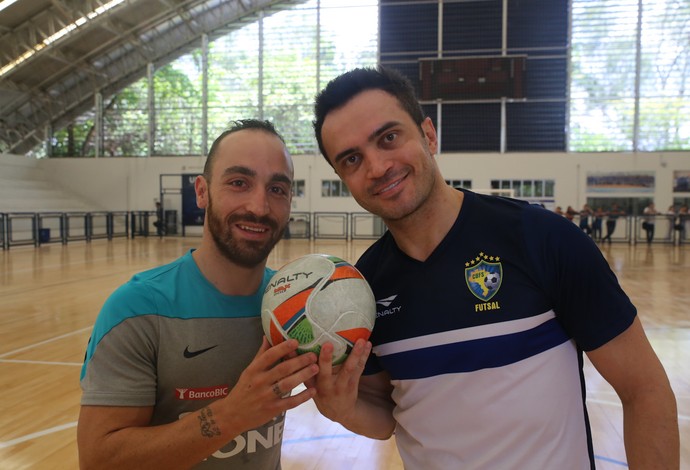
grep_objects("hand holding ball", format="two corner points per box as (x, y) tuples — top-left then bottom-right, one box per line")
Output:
(261, 254), (376, 365)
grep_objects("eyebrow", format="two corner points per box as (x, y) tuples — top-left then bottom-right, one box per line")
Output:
(223, 165), (255, 178)
(222, 165), (292, 185)
(333, 120), (401, 164)
(271, 173), (293, 186)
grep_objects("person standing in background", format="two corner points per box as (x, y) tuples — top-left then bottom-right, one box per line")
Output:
(579, 203), (593, 236)
(602, 203), (625, 243)
(665, 205), (678, 241)
(643, 202), (658, 244)
(153, 201), (164, 236)
(592, 207), (605, 242)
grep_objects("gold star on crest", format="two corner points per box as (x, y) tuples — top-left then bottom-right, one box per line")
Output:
(467, 253), (502, 266)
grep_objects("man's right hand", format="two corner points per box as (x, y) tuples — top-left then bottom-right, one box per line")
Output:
(308, 339), (371, 423)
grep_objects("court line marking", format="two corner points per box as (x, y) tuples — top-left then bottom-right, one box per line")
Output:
(0, 395), (675, 457)
(0, 422), (77, 449)
(285, 433), (629, 466)
(0, 421), (630, 468)
(0, 327), (679, 465)
(0, 359), (82, 366)
(0, 326), (91, 358)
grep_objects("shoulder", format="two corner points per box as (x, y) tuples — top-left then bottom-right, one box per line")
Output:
(98, 252), (193, 325)
(356, 231), (394, 275)
(130, 250), (192, 284)
(467, 190), (568, 235)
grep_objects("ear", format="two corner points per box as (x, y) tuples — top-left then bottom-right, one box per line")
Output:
(421, 117), (438, 155)
(195, 175), (209, 209)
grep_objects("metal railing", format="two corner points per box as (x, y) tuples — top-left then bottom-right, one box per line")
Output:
(570, 214), (688, 245)
(3, 211), (685, 250)
(1, 211), (130, 250)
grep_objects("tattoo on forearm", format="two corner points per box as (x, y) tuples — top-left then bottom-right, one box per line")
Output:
(198, 407), (221, 438)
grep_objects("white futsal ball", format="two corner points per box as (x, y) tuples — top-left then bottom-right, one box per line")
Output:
(261, 254), (376, 365)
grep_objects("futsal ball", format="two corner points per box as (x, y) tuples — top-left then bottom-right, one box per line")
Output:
(484, 272), (500, 291)
(261, 254), (376, 365)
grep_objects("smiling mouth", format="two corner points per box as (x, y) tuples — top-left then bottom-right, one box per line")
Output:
(238, 224), (268, 233)
(373, 175), (405, 196)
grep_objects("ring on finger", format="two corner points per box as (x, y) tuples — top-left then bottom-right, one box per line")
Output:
(272, 382), (283, 398)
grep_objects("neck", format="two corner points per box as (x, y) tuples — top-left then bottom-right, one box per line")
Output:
(192, 241), (266, 296)
(386, 183), (464, 262)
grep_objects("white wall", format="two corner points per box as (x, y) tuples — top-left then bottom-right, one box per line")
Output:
(2, 151), (688, 214)
(436, 151), (688, 211)
(37, 155), (207, 211)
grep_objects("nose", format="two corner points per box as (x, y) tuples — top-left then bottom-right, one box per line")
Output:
(244, 187), (271, 217)
(364, 151), (393, 179)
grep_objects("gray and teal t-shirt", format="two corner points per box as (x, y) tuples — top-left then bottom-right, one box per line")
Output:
(80, 250), (282, 469)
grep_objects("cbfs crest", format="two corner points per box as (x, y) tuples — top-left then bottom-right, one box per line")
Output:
(465, 253), (503, 302)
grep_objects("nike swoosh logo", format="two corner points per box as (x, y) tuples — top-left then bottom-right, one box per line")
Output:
(183, 345), (218, 358)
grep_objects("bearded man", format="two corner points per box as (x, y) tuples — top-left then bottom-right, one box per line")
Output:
(78, 120), (318, 470)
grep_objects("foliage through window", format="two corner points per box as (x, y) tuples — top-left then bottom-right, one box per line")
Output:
(44, 0), (688, 156)
(570, 0), (690, 151)
(491, 179), (555, 199)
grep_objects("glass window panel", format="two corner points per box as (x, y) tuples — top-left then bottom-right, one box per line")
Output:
(322, 180), (332, 197)
(331, 180), (342, 196)
(570, 0), (689, 151)
(534, 180), (543, 197)
(293, 180), (305, 197)
(522, 181), (533, 198)
(207, 24), (260, 145)
(512, 180), (522, 197)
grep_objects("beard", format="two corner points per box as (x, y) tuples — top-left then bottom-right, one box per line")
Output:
(206, 196), (286, 268)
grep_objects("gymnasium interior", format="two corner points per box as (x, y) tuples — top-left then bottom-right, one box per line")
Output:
(1, 0), (688, 468)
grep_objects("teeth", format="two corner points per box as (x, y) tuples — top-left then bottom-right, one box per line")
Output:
(378, 180), (400, 194)
(240, 225), (266, 233)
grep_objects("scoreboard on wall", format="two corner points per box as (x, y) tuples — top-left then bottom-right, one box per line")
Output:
(419, 55), (526, 101)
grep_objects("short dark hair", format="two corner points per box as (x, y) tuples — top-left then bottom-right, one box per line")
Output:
(204, 119), (285, 178)
(313, 66), (426, 163)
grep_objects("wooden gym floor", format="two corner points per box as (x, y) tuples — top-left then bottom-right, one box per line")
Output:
(0, 237), (688, 469)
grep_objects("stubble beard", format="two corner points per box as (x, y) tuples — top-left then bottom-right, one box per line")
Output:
(207, 196), (285, 268)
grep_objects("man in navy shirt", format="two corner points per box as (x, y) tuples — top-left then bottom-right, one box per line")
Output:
(309, 66), (679, 469)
